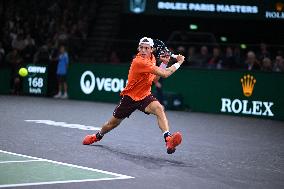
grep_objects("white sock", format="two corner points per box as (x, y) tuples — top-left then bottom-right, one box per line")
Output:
(163, 131), (171, 139)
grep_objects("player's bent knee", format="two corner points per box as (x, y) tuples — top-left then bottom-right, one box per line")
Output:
(157, 103), (164, 112)
(145, 101), (165, 115)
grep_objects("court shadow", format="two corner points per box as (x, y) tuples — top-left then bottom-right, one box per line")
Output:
(90, 144), (194, 169)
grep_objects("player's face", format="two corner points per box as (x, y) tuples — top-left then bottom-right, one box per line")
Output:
(160, 53), (171, 62)
(138, 43), (153, 58)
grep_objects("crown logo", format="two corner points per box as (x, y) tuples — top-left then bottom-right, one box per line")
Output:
(276, 2), (284, 12)
(240, 74), (256, 97)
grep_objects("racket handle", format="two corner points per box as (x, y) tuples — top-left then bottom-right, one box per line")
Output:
(171, 54), (178, 59)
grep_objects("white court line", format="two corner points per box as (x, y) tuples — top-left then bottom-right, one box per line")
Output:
(25, 120), (101, 131)
(0, 160), (43, 164)
(0, 177), (130, 188)
(0, 150), (134, 188)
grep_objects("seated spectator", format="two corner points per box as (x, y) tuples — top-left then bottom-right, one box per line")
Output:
(47, 41), (59, 97)
(261, 57), (272, 72)
(33, 45), (50, 65)
(233, 46), (245, 69)
(207, 46), (223, 69)
(186, 46), (200, 67)
(5, 49), (23, 94)
(195, 45), (210, 68)
(245, 51), (261, 71)
(257, 43), (271, 61)
(273, 55), (284, 72)
(109, 51), (120, 64)
(0, 42), (5, 67)
(57, 25), (69, 46)
(222, 46), (237, 69)
(176, 46), (186, 55)
(24, 34), (35, 47)
(12, 34), (26, 52)
(23, 34), (36, 63)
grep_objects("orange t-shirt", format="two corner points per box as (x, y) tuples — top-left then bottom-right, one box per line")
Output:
(120, 53), (157, 101)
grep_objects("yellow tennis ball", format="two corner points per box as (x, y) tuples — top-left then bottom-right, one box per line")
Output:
(19, 67), (28, 77)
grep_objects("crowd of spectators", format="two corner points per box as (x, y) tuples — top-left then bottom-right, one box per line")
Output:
(167, 43), (284, 72)
(0, 1), (283, 74)
(0, 0), (92, 68)
(0, 0), (94, 94)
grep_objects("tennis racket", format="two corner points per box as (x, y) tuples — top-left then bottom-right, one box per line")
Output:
(153, 39), (178, 59)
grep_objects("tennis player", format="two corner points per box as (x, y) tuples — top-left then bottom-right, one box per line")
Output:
(83, 37), (185, 154)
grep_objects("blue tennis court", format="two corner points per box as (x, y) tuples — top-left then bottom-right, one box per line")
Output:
(0, 95), (283, 189)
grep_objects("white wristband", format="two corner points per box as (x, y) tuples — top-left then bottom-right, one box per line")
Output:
(159, 63), (167, 70)
(173, 63), (180, 70)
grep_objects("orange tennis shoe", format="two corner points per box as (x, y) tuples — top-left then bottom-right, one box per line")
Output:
(82, 134), (101, 145)
(166, 132), (182, 154)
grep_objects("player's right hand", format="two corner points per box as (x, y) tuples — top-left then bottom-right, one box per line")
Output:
(176, 54), (185, 64)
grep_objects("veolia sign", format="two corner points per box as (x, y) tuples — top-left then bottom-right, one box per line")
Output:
(80, 70), (126, 94)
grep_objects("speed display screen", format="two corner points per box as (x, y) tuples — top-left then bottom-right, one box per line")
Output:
(23, 65), (48, 96)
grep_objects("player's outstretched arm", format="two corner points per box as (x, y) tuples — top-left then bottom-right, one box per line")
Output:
(153, 54), (171, 83)
(153, 55), (185, 78)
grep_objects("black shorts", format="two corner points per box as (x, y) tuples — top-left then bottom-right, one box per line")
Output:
(113, 94), (158, 119)
(57, 75), (67, 82)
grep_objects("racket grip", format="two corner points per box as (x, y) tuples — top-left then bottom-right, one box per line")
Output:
(171, 54), (178, 59)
